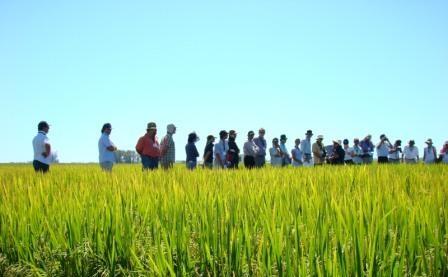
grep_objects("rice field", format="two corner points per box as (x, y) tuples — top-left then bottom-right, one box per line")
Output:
(0, 164), (447, 276)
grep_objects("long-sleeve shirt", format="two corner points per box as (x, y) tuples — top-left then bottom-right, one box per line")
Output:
(253, 137), (267, 156)
(360, 139), (374, 156)
(136, 134), (160, 157)
(300, 139), (312, 155)
(243, 140), (259, 157)
(185, 142), (199, 162)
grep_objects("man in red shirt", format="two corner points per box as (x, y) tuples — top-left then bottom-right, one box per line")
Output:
(136, 122), (161, 170)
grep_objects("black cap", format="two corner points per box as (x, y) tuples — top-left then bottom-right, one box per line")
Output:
(101, 123), (112, 133)
(343, 139), (349, 145)
(280, 134), (287, 141)
(273, 137), (279, 143)
(219, 130), (228, 138)
(248, 130), (255, 136)
(38, 121), (49, 131)
(207, 135), (216, 141)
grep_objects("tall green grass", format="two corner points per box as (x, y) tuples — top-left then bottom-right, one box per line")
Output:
(0, 164), (447, 276)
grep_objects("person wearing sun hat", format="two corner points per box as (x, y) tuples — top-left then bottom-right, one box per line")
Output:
(301, 130), (314, 166)
(32, 121), (52, 173)
(423, 138), (437, 164)
(279, 134), (291, 166)
(227, 130), (240, 169)
(328, 140), (345, 165)
(403, 140), (419, 164)
(136, 122), (161, 170)
(203, 135), (216, 169)
(98, 123), (117, 172)
(312, 135), (326, 165)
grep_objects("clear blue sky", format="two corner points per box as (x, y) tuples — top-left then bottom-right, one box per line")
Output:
(1, 0), (447, 163)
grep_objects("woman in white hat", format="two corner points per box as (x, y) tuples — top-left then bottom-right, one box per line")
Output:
(423, 139), (437, 164)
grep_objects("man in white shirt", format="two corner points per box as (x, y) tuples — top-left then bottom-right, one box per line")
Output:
(243, 131), (259, 169)
(98, 123), (117, 171)
(376, 134), (391, 163)
(300, 130), (314, 167)
(269, 138), (283, 167)
(32, 121), (52, 173)
(214, 130), (229, 168)
(403, 140), (419, 164)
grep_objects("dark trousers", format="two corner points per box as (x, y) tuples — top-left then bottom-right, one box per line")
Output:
(33, 160), (49, 173)
(255, 156), (265, 167)
(141, 155), (159, 170)
(244, 156), (256, 169)
(345, 159), (354, 165)
(378, 156), (389, 164)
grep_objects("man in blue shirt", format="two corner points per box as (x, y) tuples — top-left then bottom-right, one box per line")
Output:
(253, 128), (267, 168)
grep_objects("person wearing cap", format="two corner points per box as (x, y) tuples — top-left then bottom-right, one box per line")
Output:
(269, 138), (283, 167)
(439, 141), (448, 164)
(312, 135), (326, 166)
(32, 121), (52, 173)
(279, 134), (291, 166)
(136, 122), (161, 170)
(328, 140), (345, 165)
(160, 124), (177, 170)
(403, 140), (419, 164)
(98, 123), (117, 171)
(253, 128), (267, 167)
(388, 140), (403, 164)
(227, 130), (240, 169)
(185, 132), (200, 170)
(214, 130), (229, 168)
(423, 139), (437, 164)
(291, 139), (303, 167)
(342, 139), (354, 165)
(360, 135), (374, 164)
(203, 135), (216, 169)
(352, 138), (363, 165)
(376, 134), (391, 164)
(301, 130), (314, 166)
(243, 131), (259, 169)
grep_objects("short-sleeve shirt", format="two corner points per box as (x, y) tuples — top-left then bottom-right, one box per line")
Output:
(269, 147), (283, 166)
(203, 143), (214, 163)
(376, 142), (391, 157)
(344, 147), (354, 161)
(214, 139), (228, 165)
(98, 133), (116, 163)
(33, 131), (51, 165)
(160, 134), (175, 164)
(253, 137), (267, 156)
(423, 146), (437, 163)
(291, 147), (303, 166)
(403, 146), (419, 160)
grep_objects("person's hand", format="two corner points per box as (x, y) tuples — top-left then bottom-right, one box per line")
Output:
(42, 152), (48, 158)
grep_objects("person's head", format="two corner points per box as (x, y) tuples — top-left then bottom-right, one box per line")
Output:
(380, 134), (387, 141)
(354, 138), (360, 145)
(395, 140), (402, 146)
(258, 128), (266, 138)
(316, 135), (324, 144)
(365, 134), (372, 141)
(444, 141), (448, 149)
(229, 130), (237, 139)
(295, 138), (301, 147)
(167, 124), (176, 135)
(409, 140), (415, 147)
(305, 130), (313, 139)
(38, 121), (50, 133)
(146, 122), (157, 136)
(188, 132), (199, 143)
(248, 131), (255, 140)
(280, 134), (287, 143)
(101, 123), (112, 135)
(207, 135), (216, 144)
(333, 140), (341, 147)
(272, 138), (279, 146)
(425, 138), (433, 146)
(219, 130), (228, 140)
(343, 139), (349, 146)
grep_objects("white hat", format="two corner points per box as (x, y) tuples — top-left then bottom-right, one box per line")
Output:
(333, 140), (342, 145)
(317, 135), (324, 140)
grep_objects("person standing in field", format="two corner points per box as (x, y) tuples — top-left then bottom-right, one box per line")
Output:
(360, 134), (374, 164)
(136, 122), (161, 170)
(439, 141), (448, 164)
(214, 130), (229, 169)
(352, 138), (363, 165)
(227, 130), (240, 169)
(32, 121), (52, 173)
(98, 123), (117, 172)
(328, 140), (345, 165)
(388, 140), (402, 164)
(343, 139), (354, 165)
(291, 139), (303, 167)
(253, 128), (267, 168)
(403, 140), (419, 164)
(185, 132), (200, 170)
(301, 130), (314, 166)
(203, 135), (215, 169)
(269, 138), (283, 167)
(279, 134), (291, 166)
(312, 135), (326, 166)
(376, 134), (391, 164)
(243, 131), (259, 169)
(423, 139), (437, 164)
(160, 124), (176, 169)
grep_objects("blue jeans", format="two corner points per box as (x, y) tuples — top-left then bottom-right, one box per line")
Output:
(141, 155), (159, 170)
(186, 160), (197, 170)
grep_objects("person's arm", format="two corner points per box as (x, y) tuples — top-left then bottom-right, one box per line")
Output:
(42, 143), (51, 158)
(135, 137), (143, 155)
(214, 145), (224, 167)
(423, 149), (426, 162)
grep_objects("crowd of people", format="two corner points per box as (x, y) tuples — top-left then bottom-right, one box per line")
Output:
(32, 121), (448, 173)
